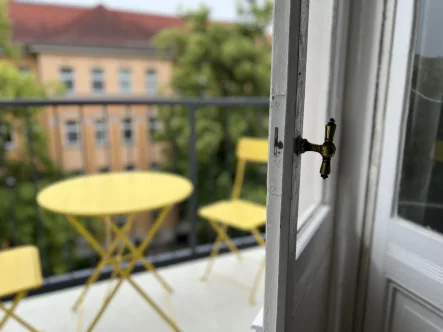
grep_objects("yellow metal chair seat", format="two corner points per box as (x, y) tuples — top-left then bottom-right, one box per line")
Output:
(0, 246), (43, 298)
(0, 245), (43, 332)
(198, 199), (266, 231)
(199, 137), (268, 305)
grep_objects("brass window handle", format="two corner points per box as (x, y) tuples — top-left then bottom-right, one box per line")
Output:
(295, 118), (337, 179)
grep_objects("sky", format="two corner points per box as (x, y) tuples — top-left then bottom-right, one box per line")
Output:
(19, 0), (240, 21)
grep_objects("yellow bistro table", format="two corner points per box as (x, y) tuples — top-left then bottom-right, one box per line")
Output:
(37, 171), (193, 332)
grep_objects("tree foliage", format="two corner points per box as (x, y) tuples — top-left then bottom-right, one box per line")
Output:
(154, 0), (272, 242)
(0, 2), (77, 274)
(0, 0), (18, 57)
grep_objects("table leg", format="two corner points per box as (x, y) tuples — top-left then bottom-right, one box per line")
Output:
(71, 215), (135, 312)
(104, 206), (174, 292)
(68, 213), (180, 332)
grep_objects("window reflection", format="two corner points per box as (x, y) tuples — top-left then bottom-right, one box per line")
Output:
(398, 0), (443, 234)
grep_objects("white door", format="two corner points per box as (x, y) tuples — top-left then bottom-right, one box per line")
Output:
(262, 0), (344, 331)
(364, 0), (443, 331)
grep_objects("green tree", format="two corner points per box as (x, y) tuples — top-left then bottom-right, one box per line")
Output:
(0, 0), (18, 57)
(154, 0), (272, 242)
(0, 1), (77, 274)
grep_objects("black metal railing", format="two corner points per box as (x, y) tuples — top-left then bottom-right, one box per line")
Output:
(0, 97), (269, 295)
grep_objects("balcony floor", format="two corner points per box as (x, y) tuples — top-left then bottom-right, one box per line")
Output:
(2, 247), (265, 332)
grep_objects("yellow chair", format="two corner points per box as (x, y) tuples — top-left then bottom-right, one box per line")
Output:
(0, 246), (43, 332)
(199, 137), (268, 304)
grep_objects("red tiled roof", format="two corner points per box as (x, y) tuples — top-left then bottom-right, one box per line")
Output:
(9, 1), (185, 48)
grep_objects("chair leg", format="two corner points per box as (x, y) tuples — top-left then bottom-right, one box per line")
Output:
(0, 291), (39, 332)
(209, 221), (242, 260)
(250, 228), (266, 248)
(0, 291), (24, 329)
(201, 233), (223, 281)
(249, 257), (265, 305)
(248, 228), (266, 305)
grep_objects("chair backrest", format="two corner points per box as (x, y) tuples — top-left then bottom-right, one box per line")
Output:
(232, 137), (269, 199)
(236, 137), (269, 163)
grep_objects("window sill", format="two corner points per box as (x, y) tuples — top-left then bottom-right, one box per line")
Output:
(65, 143), (81, 149)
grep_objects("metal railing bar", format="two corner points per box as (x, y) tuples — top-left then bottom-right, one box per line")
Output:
(53, 106), (64, 171)
(187, 106), (198, 255)
(79, 106), (88, 173)
(0, 97), (269, 108)
(4, 233), (263, 300)
(0, 117), (17, 247)
(24, 107), (49, 276)
(103, 105), (112, 170)
(124, 105), (134, 169)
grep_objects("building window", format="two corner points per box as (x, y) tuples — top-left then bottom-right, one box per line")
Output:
(65, 120), (81, 147)
(150, 162), (160, 171)
(99, 166), (110, 173)
(91, 68), (105, 95)
(148, 116), (160, 141)
(122, 117), (133, 145)
(18, 66), (31, 76)
(0, 124), (14, 150)
(95, 118), (108, 146)
(114, 215), (127, 225)
(60, 67), (75, 95)
(145, 69), (158, 96)
(125, 164), (136, 171)
(118, 68), (132, 94)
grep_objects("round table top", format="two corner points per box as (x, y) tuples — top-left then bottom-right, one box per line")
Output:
(37, 172), (193, 217)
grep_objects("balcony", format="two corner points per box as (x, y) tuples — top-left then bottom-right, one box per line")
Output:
(2, 247), (264, 331)
(0, 97), (268, 331)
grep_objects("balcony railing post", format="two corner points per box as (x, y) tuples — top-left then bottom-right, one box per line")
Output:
(187, 106), (198, 256)
(103, 105), (112, 170)
(24, 107), (49, 276)
(0, 117), (17, 247)
(53, 106), (65, 171)
(79, 106), (88, 174)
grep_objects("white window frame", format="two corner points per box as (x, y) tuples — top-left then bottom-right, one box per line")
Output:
(65, 120), (81, 147)
(60, 67), (75, 96)
(119, 68), (132, 94)
(122, 117), (134, 145)
(91, 68), (105, 95)
(95, 118), (108, 146)
(146, 69), (158, 96)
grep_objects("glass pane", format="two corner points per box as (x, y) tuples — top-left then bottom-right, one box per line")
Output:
(122, 118), (133, 144)
(297, 0), (334, 228)
(398, 0), (443, 234)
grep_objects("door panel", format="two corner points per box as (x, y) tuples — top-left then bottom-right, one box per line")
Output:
(364, 0), (443, 331)
(386, 221), (443, 311)
(263, 0), (338, 330)
(389, 288), (443, 332)
(292, 255), (330, 331)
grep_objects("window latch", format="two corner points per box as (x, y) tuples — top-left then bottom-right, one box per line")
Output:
(273, 127), (283, 156)
(294, 118), (337, 179)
